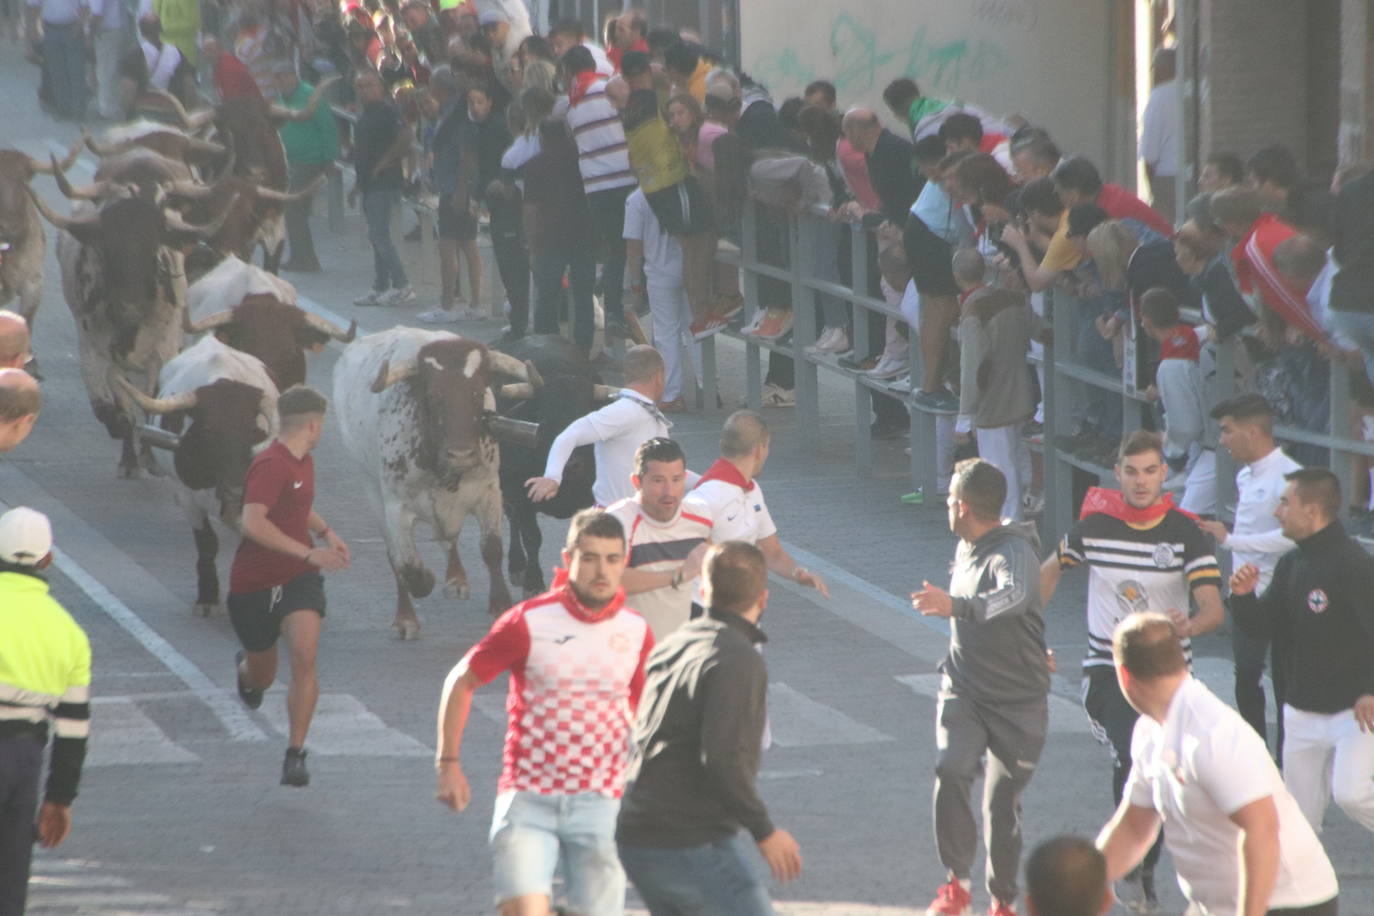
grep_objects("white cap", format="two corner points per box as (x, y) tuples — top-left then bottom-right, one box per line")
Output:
(0, 507), (52, 566)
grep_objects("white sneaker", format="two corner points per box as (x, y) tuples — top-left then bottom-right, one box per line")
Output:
(739, 310), (766, 335)
(865, 356), (910, 379)
(822, 328), (851, 353)
(455, 306), (486, 320)
(1022, 492), (1046, 518)
(806, 327), (839, 354)
(354, 290), (385, 307)
(416, 308), (459, 324)
(383, 286), (416, 306)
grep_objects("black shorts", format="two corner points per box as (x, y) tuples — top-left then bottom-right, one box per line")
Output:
(228, 572), (327, 653)
(438, 194), (478, 241)
(645, 178), (713, 236)
(903, 212), (959, 297)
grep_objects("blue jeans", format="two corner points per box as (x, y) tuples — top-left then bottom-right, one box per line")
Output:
(532, 246), (595, 354)
(0, 735), (44, 916)
(42, 21), (87, 119)
(362, 189), (407, 292)
(489, 790), (624, 916)
(617, 832), (776, 916)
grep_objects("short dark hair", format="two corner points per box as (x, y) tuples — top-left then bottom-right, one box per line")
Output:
(1284, 467), (1341, 520)
(777, 96), (804, 130)
(634, 437), (686, 477)
(1114, 612), (1188, 679)
(1118, 429), (1164, 464)
(803, 79), (836, 106)
(1066, 202), (1108, 239)
(912, 134), (948, 165)
(646, 27), (680, 56)
(565, 508), (626, 552)
(954, 154), (1014, 207)
(1052, 155), (1104, 197)
(278, 384), (327, 419)
(1205, 152), (1245, 186)
(1020, 177), (1063, 217)
(620, 50), (651, 79)
(951, 458), (1007, 521)
(0, 382), (40, 420)
(561, 44), (595, 75)
(703, 540), (768, 614)
(938, 112), (983, 146)
(1139, 288), (1180, 328)
(549, 19), (586, 41)
(1010, 135), (1061, 170)
(1209, 392), (1274, 430)
(662, 40), (700, 76)
(1247, 145), (1300, 190)
(1026, 836), (1108, 916)
(881, 77), (919, 115)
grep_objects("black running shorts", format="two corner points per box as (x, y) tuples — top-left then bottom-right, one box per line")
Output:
(228, 571), (327, 653)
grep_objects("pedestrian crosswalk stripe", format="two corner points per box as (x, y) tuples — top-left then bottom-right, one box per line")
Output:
(894, 673), (1093, 735)
(259, 693), (430, 756)
(766, 682), (892, 747)
(85, 698), (199, 766)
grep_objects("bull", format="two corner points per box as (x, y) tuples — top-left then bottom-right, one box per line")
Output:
(85, 119), (227, 173)
(28, 186), (231, 476)
(333, 328), (541, 639)
(0, 141), (82, 336)
(493, 335), (616, 597)
(184, 255), (355, 389)
(114, 336), (279, 615)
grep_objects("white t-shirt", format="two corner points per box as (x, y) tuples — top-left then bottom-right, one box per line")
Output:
(542, 390), (669, 508)
(1126, 677), (1338, 915)
(623, 188), (683, 285)
(607, 495), (712, 639)
(692, 476), (777, 546)
(1140, 80), (1180, 177)
(1227, 447), (1300, 591)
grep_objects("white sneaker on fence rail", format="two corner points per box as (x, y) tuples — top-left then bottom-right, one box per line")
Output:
(865, 356), (909, 379)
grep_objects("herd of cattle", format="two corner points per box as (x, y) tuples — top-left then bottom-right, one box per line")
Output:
(0, 88), (616, 639)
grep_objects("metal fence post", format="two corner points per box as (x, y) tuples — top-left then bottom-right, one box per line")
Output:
(792, 215), (820, 440)
(741, 201), (762, 409)
(851, 223), (873, 478)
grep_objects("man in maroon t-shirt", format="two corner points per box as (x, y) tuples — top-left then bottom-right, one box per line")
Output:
(228, 385), (349, 787)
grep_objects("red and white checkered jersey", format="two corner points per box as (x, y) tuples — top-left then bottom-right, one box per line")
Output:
(462, 574), (654, 797)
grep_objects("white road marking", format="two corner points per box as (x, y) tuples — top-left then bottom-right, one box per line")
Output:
(894, 673), (1093, 735)
(259, 693), (430, 756)
(48, 545), (269, 743)
(85, 697), (199, 766)
(766, 682), (891, 747)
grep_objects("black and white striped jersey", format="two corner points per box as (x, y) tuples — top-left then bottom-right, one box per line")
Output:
(1058, 510), (1222, 668)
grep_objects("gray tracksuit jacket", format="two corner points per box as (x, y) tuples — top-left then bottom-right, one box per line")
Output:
(943, 522), (1051, 705)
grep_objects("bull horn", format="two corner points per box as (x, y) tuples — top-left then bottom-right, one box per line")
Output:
(84, 133), (129, 158)
(148, 89), (217, 132)
(23, 185), (99, 234)
(113, 373), (199, 414)
(164, 193), (238, 240)
(593, 385), (620, 401)
(185, 137), (227, 159)
(50, 154), (109, 201)
(251, 173), (327, 203)
(370, 358), (417, 393)
(302, 310), (357, 342)
(268, 74), (341, 124)
(497, 383), (535, 400)
(485, 350), (543, 388)
(28, 137), (83, 175)
(184, 308), (236, 334)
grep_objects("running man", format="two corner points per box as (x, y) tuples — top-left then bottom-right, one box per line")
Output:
(228, 385), (350, 788)
(1040, 429), (1224, 910)
(912, 459), (1050, 916)
(434, 509), (654, 916)
(607, 437), (712, 640)
(526, 346), (671, 508)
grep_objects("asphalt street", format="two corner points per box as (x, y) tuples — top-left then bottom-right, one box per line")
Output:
(1, 43), (1369, 916)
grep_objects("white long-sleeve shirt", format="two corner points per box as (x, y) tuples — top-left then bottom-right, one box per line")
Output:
(1228, 446), (1301, 591)
(542, 389), (669, 508)
(140, 37), (182, 91)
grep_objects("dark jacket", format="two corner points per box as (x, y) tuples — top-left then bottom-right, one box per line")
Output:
(865, 129), (918, 225)
(354, 99), (405, 193)
(1232, 521), (1374, 713)
(616, 609), (774, 848)
(1332, 169), (1374, 314)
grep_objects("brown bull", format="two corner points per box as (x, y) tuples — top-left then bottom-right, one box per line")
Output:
(185, 292), (355, 389)
(0, 141), (81, 336)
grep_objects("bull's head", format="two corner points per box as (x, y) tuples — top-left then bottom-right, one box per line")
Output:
(114, 374), (276, 522)
(185, 295), (356, 389)
(0, 140), (82, 243)
(370, 339), (541, 477)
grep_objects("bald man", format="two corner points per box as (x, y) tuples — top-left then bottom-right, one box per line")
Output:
(0, 368), (41, 453)
(0, 310), (32, 370)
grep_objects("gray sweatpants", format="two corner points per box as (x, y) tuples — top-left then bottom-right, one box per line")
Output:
(934, 690), (1048, 905)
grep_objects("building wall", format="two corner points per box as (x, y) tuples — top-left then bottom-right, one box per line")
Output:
(738, 0), (1115, 168)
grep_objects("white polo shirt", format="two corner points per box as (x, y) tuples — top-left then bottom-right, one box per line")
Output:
(542, 389), (669, 508)
(1226, 447), (1300, 592)
(607, 494), (712, 640)
(692, 476), (777, 545)
(1125, 677), (1338, 915)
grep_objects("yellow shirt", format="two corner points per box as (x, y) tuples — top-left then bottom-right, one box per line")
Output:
(0, 571), (91, 720)
(1040, 211), (1083, 273)
(687, 59), (714, 104)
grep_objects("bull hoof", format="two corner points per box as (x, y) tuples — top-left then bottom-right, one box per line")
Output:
(193, 601), (221, 617)
(391, 619), (421, 641)
(443, 579), (470, 601)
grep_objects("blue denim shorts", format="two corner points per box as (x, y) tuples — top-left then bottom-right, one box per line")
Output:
(617, 832), (776, 916)
(489, 789), (625, 915)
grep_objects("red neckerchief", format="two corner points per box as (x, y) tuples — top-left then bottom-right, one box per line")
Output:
(958, 284), (984, 307)
(694, 457), (755, 493)
(1079, 486), (1198, 524)
(569, 69), (601, 105)
(549, 567), (626, 623)
(1158, 323), (1200, 362)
